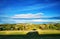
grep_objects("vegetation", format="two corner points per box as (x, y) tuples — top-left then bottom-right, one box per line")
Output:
(0, 23), (60, 31)
(0, 23), (60, 35)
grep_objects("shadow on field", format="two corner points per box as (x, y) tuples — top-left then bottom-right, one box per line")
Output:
(0, 32), (60, 39)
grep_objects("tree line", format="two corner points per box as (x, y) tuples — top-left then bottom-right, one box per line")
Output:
(0, 23), (60, 31)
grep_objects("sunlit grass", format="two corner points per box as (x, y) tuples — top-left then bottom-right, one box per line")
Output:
(0, 30), (60, 35)
(0, 30), (29, 35)
(37, 30), (60, 34)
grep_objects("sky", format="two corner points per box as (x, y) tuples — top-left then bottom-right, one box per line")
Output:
(0, 0), (60, 24)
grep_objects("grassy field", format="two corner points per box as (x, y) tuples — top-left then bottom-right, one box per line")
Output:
(0, 30), (60, 35)
(0, 31), (29, 35)
(0, 30), (60, 39)
(37, 30), (60, 34)
(0, 32), (60, 39)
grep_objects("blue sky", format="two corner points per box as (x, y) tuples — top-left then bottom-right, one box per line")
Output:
(0, 0), (60, 24)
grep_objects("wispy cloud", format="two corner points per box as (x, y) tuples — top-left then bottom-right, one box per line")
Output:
(2, 2), (58, 14)
(0, 0), (60, 24)
(0, 12), (60, 24)
(11, 13), (43, 18)
(8, 19), (60, 23)
(11, 13), (60, 19)
(1, 18), (60, 23)
(0, 11), (60, 24)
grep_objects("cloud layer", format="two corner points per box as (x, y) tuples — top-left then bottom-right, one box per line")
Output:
(11, 13), (43, 18)
(1, 18), (60, 24)
(0, 13), (60, 24)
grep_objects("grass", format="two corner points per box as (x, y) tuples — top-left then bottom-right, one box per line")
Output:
(0, 30), (29, 35)
(0, 30), (60, 35)
(0, 32), (60, 39)
(37, 30), (60, 34)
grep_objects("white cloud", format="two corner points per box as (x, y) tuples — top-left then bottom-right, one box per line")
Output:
(1, 18), (60, 23)
(11, 13), (44, 18)
(1, 12), (60, 24)
(31, 19), (60, 22)
(10, 19), (60, 23)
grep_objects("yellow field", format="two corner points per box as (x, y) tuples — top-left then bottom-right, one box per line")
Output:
(0, 30), (60, 35)
(37, 30), (60, 34)
(0, 31), (29, 35)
